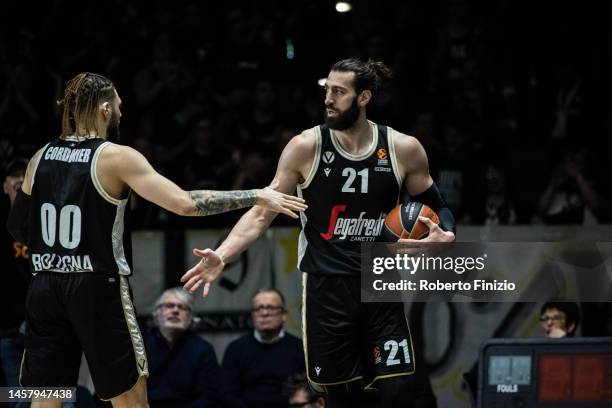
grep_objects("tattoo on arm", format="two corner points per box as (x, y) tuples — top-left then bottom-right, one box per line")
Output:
(188, 190), (258, 216)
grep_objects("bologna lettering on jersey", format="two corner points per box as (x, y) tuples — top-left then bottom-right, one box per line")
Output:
(31, 253), (93, 272)
(298, 123), (402, 275)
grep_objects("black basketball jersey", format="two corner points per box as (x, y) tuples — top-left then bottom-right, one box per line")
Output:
(28, 138), (132, 275)
(297, 122), (402, 275)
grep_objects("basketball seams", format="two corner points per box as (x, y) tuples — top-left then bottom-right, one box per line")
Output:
(383, 202), (440, 241)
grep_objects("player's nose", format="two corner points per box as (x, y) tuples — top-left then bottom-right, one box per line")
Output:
(324, 92), (334, 106)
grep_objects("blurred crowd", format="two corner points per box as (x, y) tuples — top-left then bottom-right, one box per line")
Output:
(2, 0), (611, 228)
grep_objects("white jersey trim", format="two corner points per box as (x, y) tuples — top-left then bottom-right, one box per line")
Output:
(298, 127), (322, 190)
(387, 127), (404, 189)
(296, 186), (308, 267)
(31, 143), (50, 188)
(112, 198), (132, 275)
(91, 142), (121, 205)
(330, 121), (378, 161)
(119, 275), (148, 376)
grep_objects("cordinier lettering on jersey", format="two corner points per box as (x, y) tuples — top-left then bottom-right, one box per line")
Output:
(44, 146), (92, 163)
(31, 252), (93, 272)
(321, 205), (386, 241)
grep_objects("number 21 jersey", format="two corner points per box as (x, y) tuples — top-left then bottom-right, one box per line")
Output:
(297, 122), (402, 276)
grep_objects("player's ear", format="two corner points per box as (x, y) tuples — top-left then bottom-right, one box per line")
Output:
(358, 90), (372, 107)
(101, 101), (112, 120)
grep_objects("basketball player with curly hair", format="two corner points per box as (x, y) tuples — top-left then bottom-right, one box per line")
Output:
(6, 72), (306, 408)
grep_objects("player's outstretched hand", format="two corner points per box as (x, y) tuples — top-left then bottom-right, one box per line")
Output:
(256, 180), (307, 219)
(181, 248), (225, 297)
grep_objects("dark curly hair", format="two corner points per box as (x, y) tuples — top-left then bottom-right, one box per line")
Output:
(330, 57), (393, 94)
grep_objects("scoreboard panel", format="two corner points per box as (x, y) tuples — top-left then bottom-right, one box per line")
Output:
(478, 338), (612, 408)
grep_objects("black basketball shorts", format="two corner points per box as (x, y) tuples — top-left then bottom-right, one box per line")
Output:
(20, 272), (148, 400)
(302, 272), (415, 389)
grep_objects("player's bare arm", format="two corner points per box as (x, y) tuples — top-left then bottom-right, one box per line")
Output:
(97, 143), (306, 218)
(393, 132), (455, 242)
(181, 129), (316, 296)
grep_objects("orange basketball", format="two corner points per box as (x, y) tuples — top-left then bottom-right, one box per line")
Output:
(381, 202), (439, 241)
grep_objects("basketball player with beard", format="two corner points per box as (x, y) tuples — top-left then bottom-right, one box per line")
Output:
(182, 59), (456, 407)
(6, 72), (306, 408)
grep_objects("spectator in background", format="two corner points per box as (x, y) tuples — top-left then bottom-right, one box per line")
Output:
(0, 158), (29, 408)
(144, 287), (223, 407)
(434, 123), (481, 221)
(430, 0), (484, 94)
(409, 112), (442, 166)
(550, 60), (584, 141)
(223, 289), (305, 408)
(463, 301), (581, 404)
(539, 301), (580, 338)
(165, 115), (238, 191)
(283, 373), (325, 408)
(535, 147), (603, 224)
(230, 147), (274, 191)
(466, 164), (517, 225)
(246, 80), (279, 151)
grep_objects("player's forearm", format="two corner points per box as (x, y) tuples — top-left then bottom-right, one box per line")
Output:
(216, 207), (275, 263)
(185, 189), (259, 216)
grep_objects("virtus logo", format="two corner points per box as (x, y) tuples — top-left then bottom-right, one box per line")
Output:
(322, 151), (335, 164)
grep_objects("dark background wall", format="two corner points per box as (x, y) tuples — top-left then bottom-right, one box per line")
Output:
(1, 0), (611, 228)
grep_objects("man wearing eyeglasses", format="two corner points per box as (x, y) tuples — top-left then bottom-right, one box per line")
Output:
(539, 301), (580, 338)
(144, 287), (223, 407)
(284, 373), (326, 408)
(223, 289), (305, 408)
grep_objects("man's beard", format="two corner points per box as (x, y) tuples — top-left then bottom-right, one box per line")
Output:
(107, 109), (121, 142)
(324, 96), (360, 130)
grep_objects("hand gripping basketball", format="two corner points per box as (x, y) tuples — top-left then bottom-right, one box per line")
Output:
(381, 202), (455, 256)
(381, 202), (440, 241)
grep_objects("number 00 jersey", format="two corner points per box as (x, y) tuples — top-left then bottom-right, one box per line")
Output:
(297, 122), (402, 275)
(28, 138), (133, 275)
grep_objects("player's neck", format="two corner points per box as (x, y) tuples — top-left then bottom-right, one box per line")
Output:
(73, 122), (107, 140)
(332, 116), (372, 155)
(68, 133), (103, 140)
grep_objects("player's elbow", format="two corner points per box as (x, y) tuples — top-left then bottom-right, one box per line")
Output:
(171, 194), (196, 216)
(178, 200), (196, 216)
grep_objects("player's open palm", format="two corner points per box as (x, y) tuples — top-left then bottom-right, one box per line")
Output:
(181, 248), (225, 297)
(256, 181), (307, 218)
